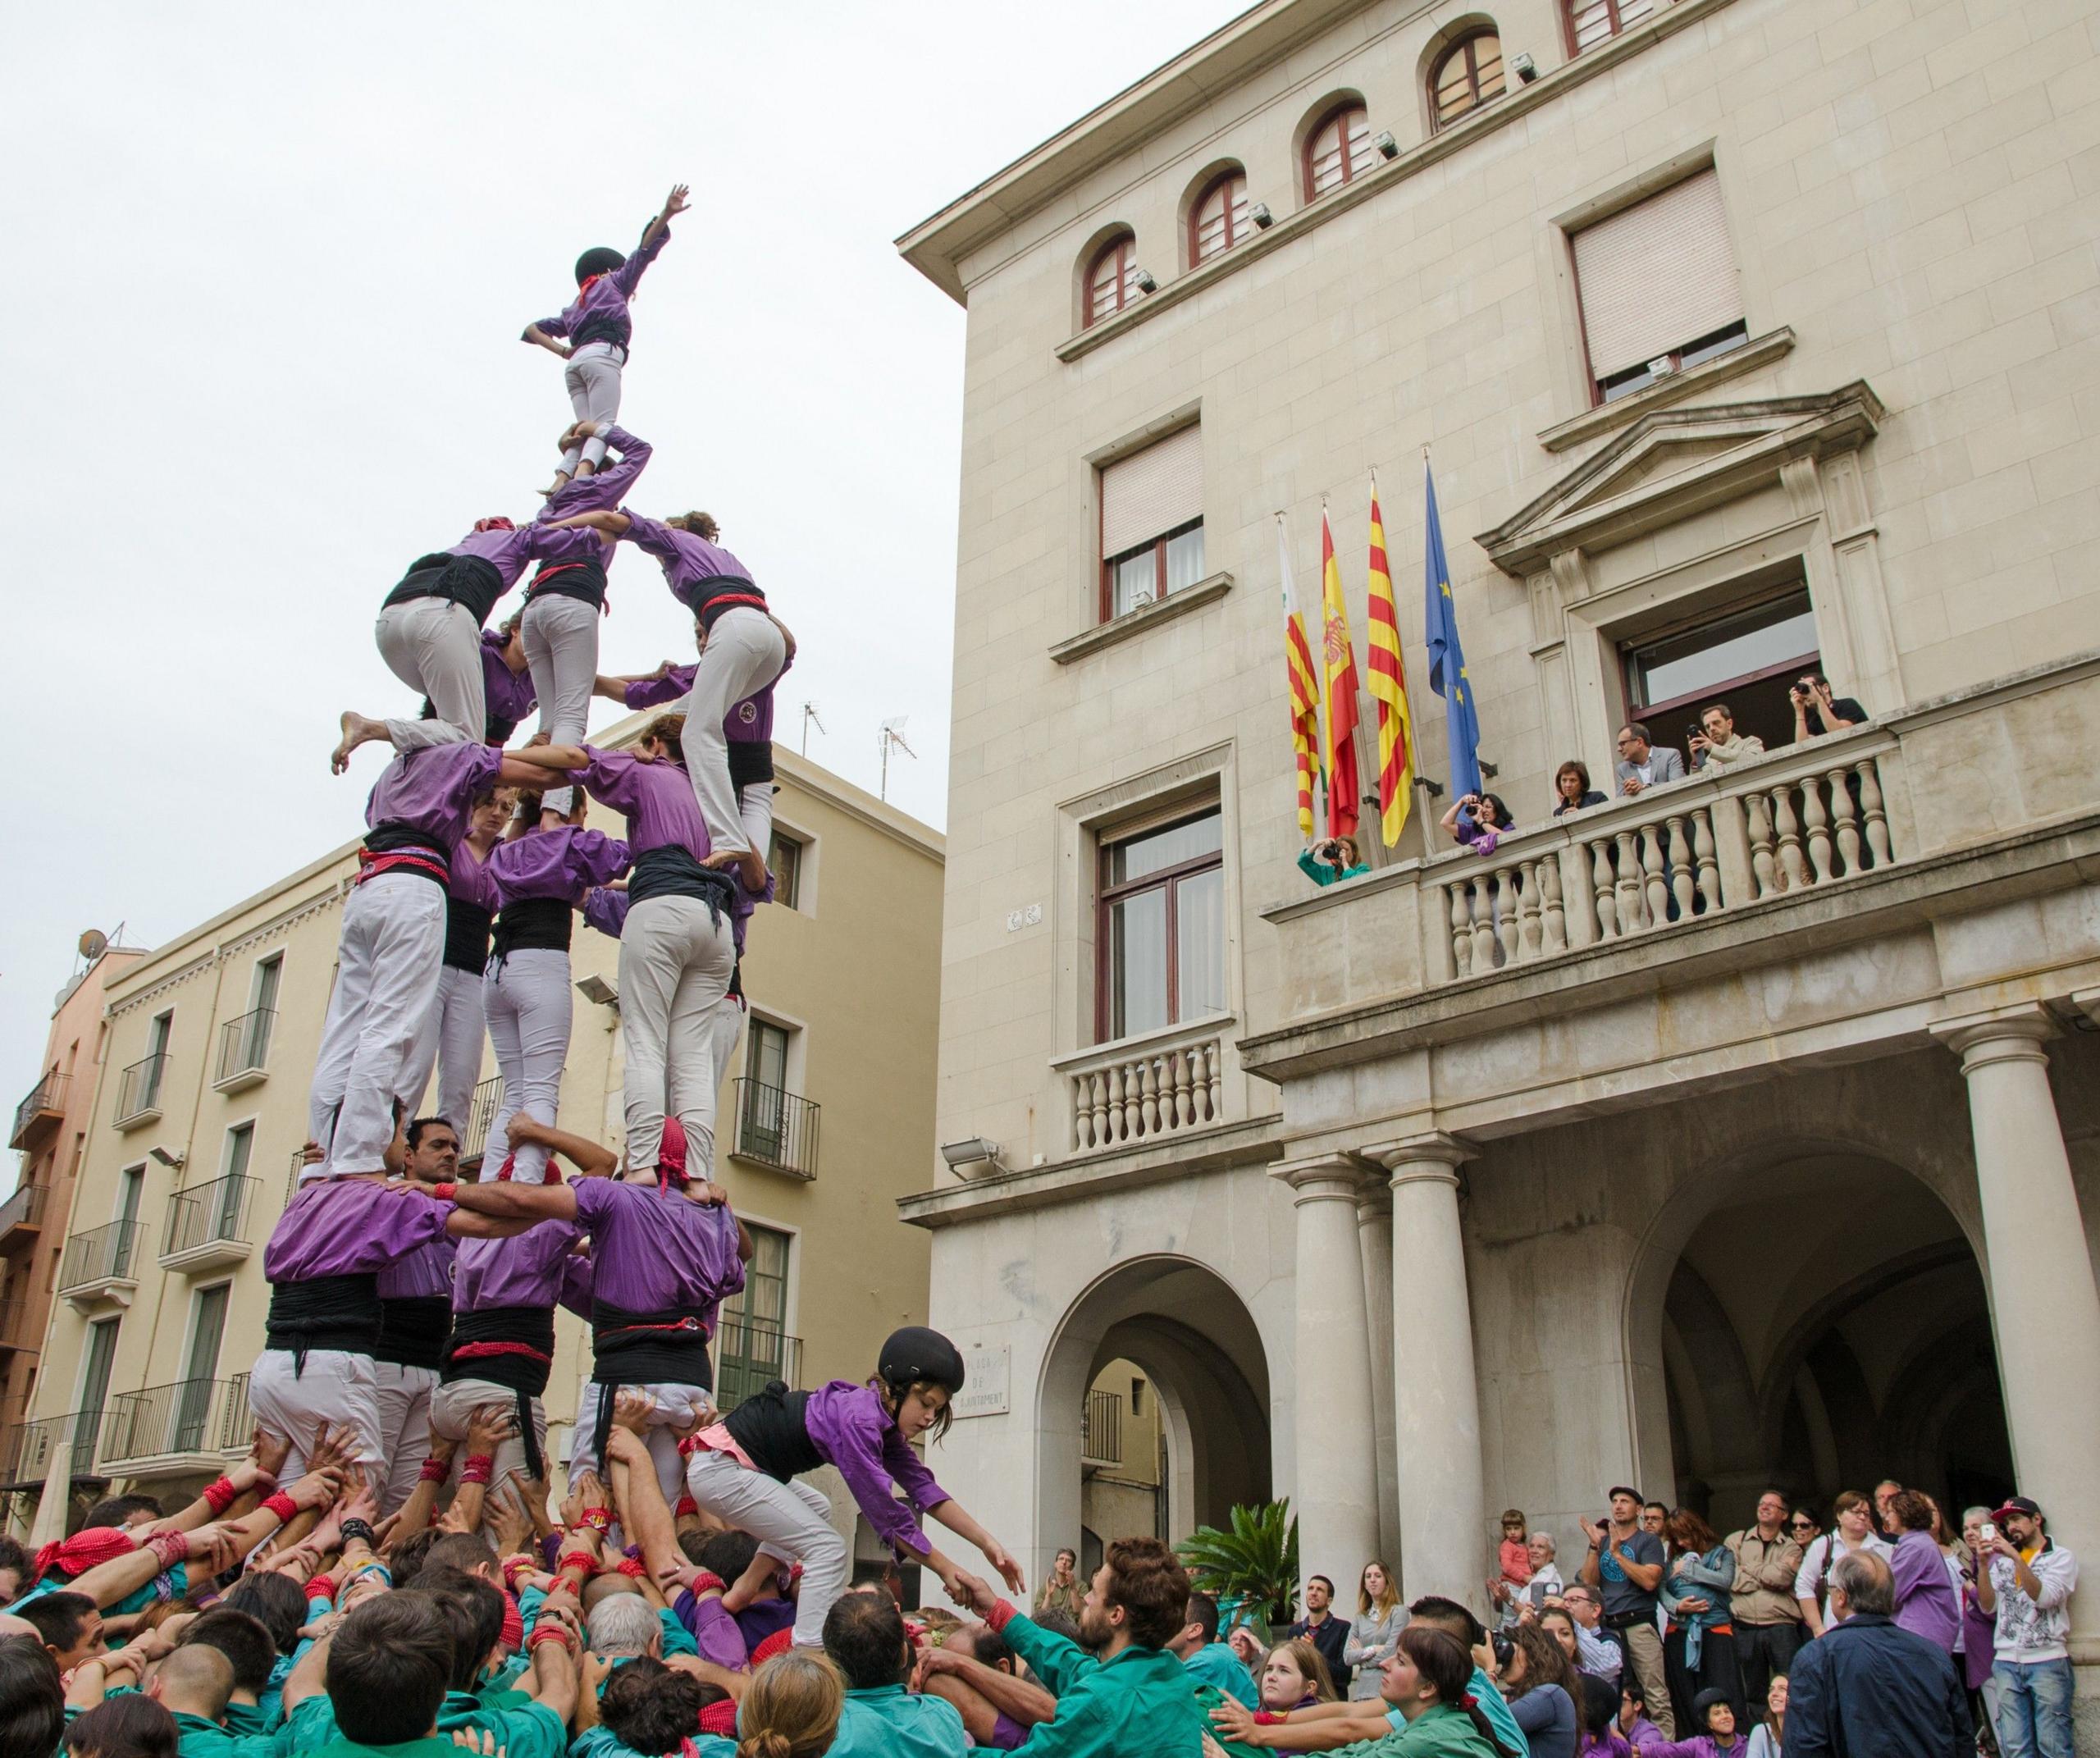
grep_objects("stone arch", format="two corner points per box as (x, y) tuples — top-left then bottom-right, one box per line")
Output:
(1290, 89), (1370, 205)
(1073, 221), (1138, 333)
(1415, 14), (1500, 135)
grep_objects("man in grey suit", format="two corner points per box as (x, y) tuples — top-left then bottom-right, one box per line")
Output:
(1614, 723), (1685, 797)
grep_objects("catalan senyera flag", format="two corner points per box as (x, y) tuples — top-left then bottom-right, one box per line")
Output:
(1277, 518), (1322, 837)
(1364, 483), (1415, 847)
(1318, 508), (1362, 840)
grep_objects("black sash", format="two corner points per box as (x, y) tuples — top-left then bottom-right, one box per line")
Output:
(689, 576), (765, 631)
(373, 1295), (453, 1372)
(490, 897), (574, 965)
(628, 847), (737, 912)
(266, 1274), (380, 1375)
(365, 821), (452, 888)
(382, 552), (509, 629)
(444, 899), (494, 973)
(444, 1305), (557, 1480)
(727, 740), (775, 790)
(570, 319), (629, 354)
(722, 1385), (824, 1484)
(591, 1301), (712, 1465)
(527, 554), (608, 610)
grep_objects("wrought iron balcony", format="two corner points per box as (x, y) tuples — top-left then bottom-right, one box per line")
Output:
(114, 1053), (169, 1129)
(214, 1008), (276, 1092)
(59, 1218), (145, 1304)
(715, 1319), (801, 1413)
(731, 1080), (820, 1180)
(100, 1375), (252, 1472)
(0, 1299), (29, 1353)
(460, 1075), (504, 1167)
(0, 1182), (47, 1249)
(162, 1175), (259, 1273)
(0, 1409), (106, 1488)
(1082, 1387), (1124, 1466)
(10, 1068), (66, 1151)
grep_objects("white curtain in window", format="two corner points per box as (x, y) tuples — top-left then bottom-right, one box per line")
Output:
(1100, 425), (1203, 559)
(1572, 168), (1742, 378)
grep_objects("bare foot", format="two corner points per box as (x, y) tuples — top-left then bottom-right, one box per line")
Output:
(331, 711), (385, 774)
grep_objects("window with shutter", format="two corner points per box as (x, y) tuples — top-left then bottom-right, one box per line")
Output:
(1304, 103), (1373, 200)
(1568, 0), (1656, 56)
(1572, 168), (1746, 402)
(1085, 235), (1139, 328)
(1190, 171), (1249, 266)
(1098, 427), (1205, 621)
(1431, 32), (1505, 130)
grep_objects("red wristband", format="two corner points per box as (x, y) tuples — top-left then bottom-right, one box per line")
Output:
(148, 1529), (189, 1569)
(262, 1491), (299, 1523)
(419, 1456), (451, 1482)
(459, 1455), (495, 1486)
(689, 1571), (726, 1596)
(673, 1495), (698, 1517)
(503, 1555), (536, 1588)
(433, 1182), (458, 1203)
(614, 1557), (646, 1578)
(528, 1625), (572, 1650)
(559, 1550), (596, 1574)
(201, 1477), (239, 1515)
(581, 1506), (613, 1532)
(307, 1574), (337, 1601)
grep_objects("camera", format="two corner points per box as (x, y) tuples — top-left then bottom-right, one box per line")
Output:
(1491, 1633), (1514, 1669)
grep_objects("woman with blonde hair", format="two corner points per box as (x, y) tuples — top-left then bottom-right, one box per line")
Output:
(1260, 1637), (1340, 1710)
(1347, 1559), (1406, 1701)
(736, 1649), (844, 1758)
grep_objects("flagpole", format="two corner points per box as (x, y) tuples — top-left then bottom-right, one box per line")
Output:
(1408, 450), (1441, 864)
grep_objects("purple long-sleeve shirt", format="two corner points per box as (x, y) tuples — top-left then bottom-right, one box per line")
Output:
(536, 427), (652, 525)
(570, 1179), (744, 1322)
(1890, 1530), (1961, 1652)
(800, 1381), (952, 1556)
(265, 1182), (452, 1284)
(450, 842), (501, 914)
(528, 223), (668, 353)
(670, 1590), (750, 1671)
(582, 886), (628, 941)
(482, 632), (537, 729)
(453, 1221), (582, 1312)
(445, 522), (573, 594)
(623, 655), (791, 746)
(487, 827), (631, 906)
(574, 748), (710, 858)
(619, 514), (756, 613)
(366, 744), (506, 852)
(377, 1236), (456, 1299)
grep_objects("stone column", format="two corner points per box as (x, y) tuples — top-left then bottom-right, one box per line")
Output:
(1365, 1133), (1486, 1607)
(1933, 1007), (2100, 1669)
(1357, 1190), (1400, 1568)
(1274, 1154), (1381, 1587)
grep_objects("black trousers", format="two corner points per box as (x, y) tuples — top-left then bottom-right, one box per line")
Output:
(1735, 1621), (1805, 1716)
(1664, 1624), (1742, 1733)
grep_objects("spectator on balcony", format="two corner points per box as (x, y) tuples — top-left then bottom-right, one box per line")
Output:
(1301, 836), (1371, 886)
(1687, 707), (1764, 777)
(1553, 763), (1608, 818)
(1614, 727), (1684, 798)
(1788, 676), (1865, 743)
(1441, 792), (1513, 857)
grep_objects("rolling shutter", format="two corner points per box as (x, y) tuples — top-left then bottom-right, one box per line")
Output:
(1573, 169), (1742, 380)
(1100, 426), (1203, 559)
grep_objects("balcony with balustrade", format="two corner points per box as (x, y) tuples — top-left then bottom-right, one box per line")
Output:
(60, 1218), (145, 1310)
(98, 1375), (252, 1477)
(213, 1008), (276, 1094)
(460, 1075), (504, 1167)
(11, 1068), (66, 1153)
(0, 1409), (105, 1490)
(714, 1318), (802, 1414)
(729, 1080), (820, 1180)
(161, 1175), (259, 1274)
(113, 1053), (168, 1130)
(0, 1182), (47, 1253)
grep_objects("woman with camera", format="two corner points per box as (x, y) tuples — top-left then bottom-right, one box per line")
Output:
(1300, 834), (1370, 886)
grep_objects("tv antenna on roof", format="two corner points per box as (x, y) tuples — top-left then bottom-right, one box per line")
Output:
(800, 701), (825, 756)
(879, 717), (916, 801)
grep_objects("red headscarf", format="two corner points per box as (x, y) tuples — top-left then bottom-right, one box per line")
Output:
(473, 516), (516, 533)
(32, 1525), (138, 1586)
(656, 1117), (689, 1190)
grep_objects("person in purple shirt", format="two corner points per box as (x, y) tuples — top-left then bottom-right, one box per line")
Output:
(547, 505), (790, 890)
(1887, 1490), (1961, 1655)
(308, 740), (553, 1185)
(482, 801), (630, 1184)
(685, 1325), (1025, 1655)
(522, 185), (687, 493)
(399, 783), (510, 1139)
(435, 1112), (750, 1507)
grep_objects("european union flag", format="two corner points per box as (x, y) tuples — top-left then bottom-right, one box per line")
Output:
(1423, 459), (1482, 801)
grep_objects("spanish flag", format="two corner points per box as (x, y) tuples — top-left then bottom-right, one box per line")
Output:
(1277, 517), (1321, 838)
(1364, 481), (1415, 846)
(1319, 508), (1362, 840)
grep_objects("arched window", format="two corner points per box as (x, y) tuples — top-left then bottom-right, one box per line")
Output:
(1304, 103), (1374, 201)
(1568, 0), (1655, 55)
(1189, 171), (1250, 266)
(1085, 234), (1139, 327)
(1430, 30), (1506, 130)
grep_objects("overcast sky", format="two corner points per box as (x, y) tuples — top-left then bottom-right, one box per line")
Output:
(0, 2), (1237, 1091)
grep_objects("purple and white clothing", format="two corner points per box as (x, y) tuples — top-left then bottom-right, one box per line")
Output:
(623, 653), (792, 854)
(373, 1235), (455, 1514)
(529, 221), (669, 475)
(481, 631), (538, 738)
(434, 1217), (582, 1485)
(536, 426), (652, 527)
(403, 839), (500, 1136)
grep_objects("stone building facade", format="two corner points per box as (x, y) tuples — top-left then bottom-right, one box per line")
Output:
(897, 0), (2100, 1715)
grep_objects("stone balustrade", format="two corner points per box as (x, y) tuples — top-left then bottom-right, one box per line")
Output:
(1060, 1016), (1228, 1153)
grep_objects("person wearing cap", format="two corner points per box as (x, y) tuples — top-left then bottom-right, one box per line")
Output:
(682, 1325), (1025, 1652)
(1974, 1495), (2077, 1758)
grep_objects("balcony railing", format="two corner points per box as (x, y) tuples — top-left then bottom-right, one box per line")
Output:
(0, 1182), (47, 1245)
(60, 1218), (145, 1295)
(731, 1080), (820, 1179)
(461, 1075), (504, 1166)
(715, 1320), (801, 1413)
(162, 1175), (258, 1271)
(0, 1299), (27, 1351)
(101, 1375), (252, 1469)
(1059, 1014), (1229, 1155)
(0, 1409), (107, 1488)
(1082, 1387), (1124, 1466)
(114, 1053), (169, 1128)
(10, 1068), (66, 1151)
(214, 1009), (276, 1091)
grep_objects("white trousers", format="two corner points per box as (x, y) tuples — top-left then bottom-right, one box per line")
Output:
(482, 948), (572, 1185)
(431, 1377), (548, 1488)
(618, 897), (733, 1172)
(376, 598), (484, 742)
(705, 997), (746, 1177)
(569, 1381), (709, 1502)
(249, 1348), (385, 1475)
(308, 874), (445, 1178)
(521, 594), (600, 814)
(686, 1448), (845, 1651)
(373, 1363), (438, 1514)
(561, 344), (624, 474)
(679, 610), (788, 856)
(402, 964), (488, 1138)
(386, 715), (476, 754)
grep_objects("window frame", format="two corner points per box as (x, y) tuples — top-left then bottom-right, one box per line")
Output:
(1188, 169), (1251, 267)
(1564, 0), (1655, 57)
(1099, 518), (1205, 623)
(1303, 102), (1373, 203)
(1093, 806), (1226, 1044)
(768, 829), (803, 910)
(1084, 234), (1139, 329)
(1594, 319), (1751, 405)
(1429, 29), (1507, 132)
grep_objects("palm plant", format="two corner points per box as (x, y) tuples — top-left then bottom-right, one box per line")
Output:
(1176, 1498), (1300, 1638)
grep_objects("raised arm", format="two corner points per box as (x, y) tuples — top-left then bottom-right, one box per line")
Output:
(508, 1112), (619, 1178)
(624, 185), (690, 281)
(546, 509), (630, 538)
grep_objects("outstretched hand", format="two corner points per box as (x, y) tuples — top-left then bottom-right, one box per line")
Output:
(981, 1539), (1025, 1597)
(944, 1567), (1000, 1619)
(661, 184), (692, 221)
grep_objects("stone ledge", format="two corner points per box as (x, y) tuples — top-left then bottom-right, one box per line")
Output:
(1048, 573), (1233, 664)
(1537, 329), (1796, 454)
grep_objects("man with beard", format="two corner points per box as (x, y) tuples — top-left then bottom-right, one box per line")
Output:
(946, 1537), (1208, 1756)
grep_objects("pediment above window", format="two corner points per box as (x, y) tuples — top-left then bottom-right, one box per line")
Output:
(1477, 383), (1884, 577)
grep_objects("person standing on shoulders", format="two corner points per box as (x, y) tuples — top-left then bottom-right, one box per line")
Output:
(1974, 1496), (2076, 1758)
(1723, 1492), (1804, 1718)
(1581, 1489), (1674, 1739)
(1291, 1575), (1354, 1697)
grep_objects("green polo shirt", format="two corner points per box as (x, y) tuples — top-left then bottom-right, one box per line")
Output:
(304, 1737), (460, 1758)
(827, 1685), (969, 1758)
(286, 1690), (564, 1758)
(998, 1611), (1207, 1757)
(171, 1711), (282, 1758)
(1183, 1642), (1260, 1709)
(568, 1728), (734, 1758)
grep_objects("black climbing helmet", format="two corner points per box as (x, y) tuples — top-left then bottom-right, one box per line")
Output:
(574, 246), (628, 285)
(878, 1326), (966, 1396)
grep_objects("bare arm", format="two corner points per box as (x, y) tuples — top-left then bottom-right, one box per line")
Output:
(546, 508), (632, 538)
(606, 1422), (683, 1591)
(445, 1208), (537, 1239)
(447, 1178), (581, 1221)
(915, 1648), (1057, 1729)
(509, 1114), (619, 1178)
(522, 324), (571, 358)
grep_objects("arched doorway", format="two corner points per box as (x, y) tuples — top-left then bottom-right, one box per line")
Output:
(1037, 1256), (1271, 1559)
(1630, 1150), (2012, 1532)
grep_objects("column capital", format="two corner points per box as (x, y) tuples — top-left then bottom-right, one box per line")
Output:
(1271, 1153), (1374, 1205)
(2071, 988), (2100, 1030)
(1363, 1131), (1477, 1190)
(1355, 1187), (1394, 1225)
(1929, 1002), (2057, 1068)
